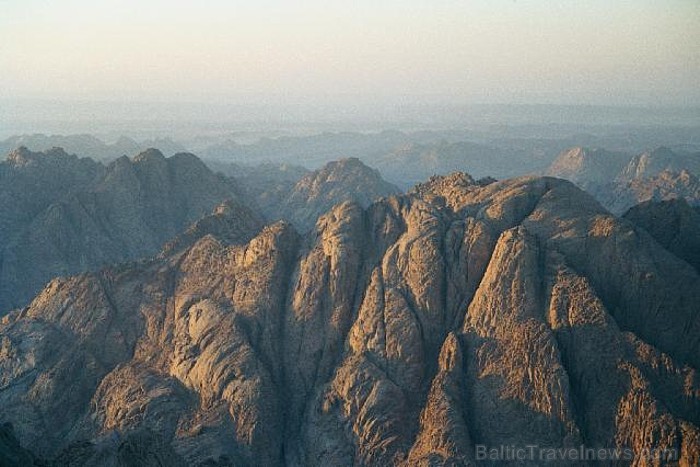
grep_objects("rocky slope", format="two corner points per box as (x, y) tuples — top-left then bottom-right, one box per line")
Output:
(618, 147), (700, 181)
(546, 146), (630, 190)
(0, 147), (105, 241)
(260, 157), (400, 231)
(608, 169), (700, 214)
(206, 161), (310, 221)
(0, 148), (243, 313)
(1, 173), (698, 466)
(547, 146), (700, 213)
(624, 198), (700, 273)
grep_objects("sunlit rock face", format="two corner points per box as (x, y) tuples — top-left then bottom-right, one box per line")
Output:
(1, 173), (699, 466)
(261, 157), (401, 232)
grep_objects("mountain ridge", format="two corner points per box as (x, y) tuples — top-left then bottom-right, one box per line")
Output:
(0, 147), (243, 313)
(1, 172), (698, 466)
(547, 145), (700, 213)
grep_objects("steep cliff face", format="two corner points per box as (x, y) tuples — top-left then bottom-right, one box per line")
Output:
(262, 157), (400, 232)
(0, 147), (104, 243)
(1, 174), (699, 466)
(0, 148), (244, 313)
(624, 198), (700, 273)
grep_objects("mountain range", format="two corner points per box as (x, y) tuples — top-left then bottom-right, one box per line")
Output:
(0, 134), (185, 162)
(0, 147), (698, 465)
(0, 143), (699, 466)
(0, 148), (399, 314)
(547, 146), (700, 213)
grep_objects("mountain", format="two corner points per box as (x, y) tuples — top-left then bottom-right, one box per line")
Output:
(206, 158), (399, 232)
(374, 141), (539, 188)
(205, 160), (310, 218)
(0, 148), (243, 313)
(261, 158), (400, 231)
(161, 199), (265, 256)
(0, 150), (398, 313)
(606, 169), (700, 214)
(546, 146), (630, 191)
(0, 134), (186, 162)
(1, 173), (698, 466)
(0, 147), (105, 236)
(547, 146), (700, 213)
(201, 131), (568, 189)
(617, 146), (700, 182)
(624, 198), (700, 273)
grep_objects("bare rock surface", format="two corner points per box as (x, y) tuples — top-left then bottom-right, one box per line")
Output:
(261, 157), (400, 232)
(0, 148), (245, 313)
(624, 198), (700, 273)
(1, 173), (699, 466)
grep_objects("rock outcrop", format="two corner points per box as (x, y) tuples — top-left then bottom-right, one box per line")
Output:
(1, 173), (699, 466)
(547, 146), (700, 214)
(624, 198), (700, 273)
(262, 157), (400, 231)
(608, 169), (700, 214)
(0, 148), (244, 313)
(618, 147), (700, 182)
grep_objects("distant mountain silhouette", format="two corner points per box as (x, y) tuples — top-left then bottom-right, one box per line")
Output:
(0, 134), (185, 162)
(547, 146), (700, 213)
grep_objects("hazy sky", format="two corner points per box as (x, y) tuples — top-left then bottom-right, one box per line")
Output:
(1, 0), (699, 106)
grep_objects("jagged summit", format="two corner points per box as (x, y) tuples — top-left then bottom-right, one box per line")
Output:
(302, 157), (392, 187)
(265, 157), (401, 231)
(547, 145), (700, 213)
(5, 146), (78, 167)
(546, 146), (630, 187)
(6, 146), (36, 166)
(618, 146), (698, 181)
(414, 171), (477, 191)
(0, 134), (187, 162)
(1, 172), (697, 465)
(0, 148), (243, 313)
(132, 147), (166, 163)
(161, 198), (265, 255)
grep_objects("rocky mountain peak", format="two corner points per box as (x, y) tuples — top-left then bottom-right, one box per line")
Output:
(329, 156), (364, 168)
(132, 147), (165, 162)
(547, 146), (630, 187)
(161, 199), (266, 255)
(414, 172), (477, 193)
(5, 146), (75, 168)
(306, 157), (388, 185)
(0, 148), (244, 314)
(6, 146), (34, 166)
(618, 146), (680, 181)
(0, 170), (699, 465)
(267, 158), (400, 231)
